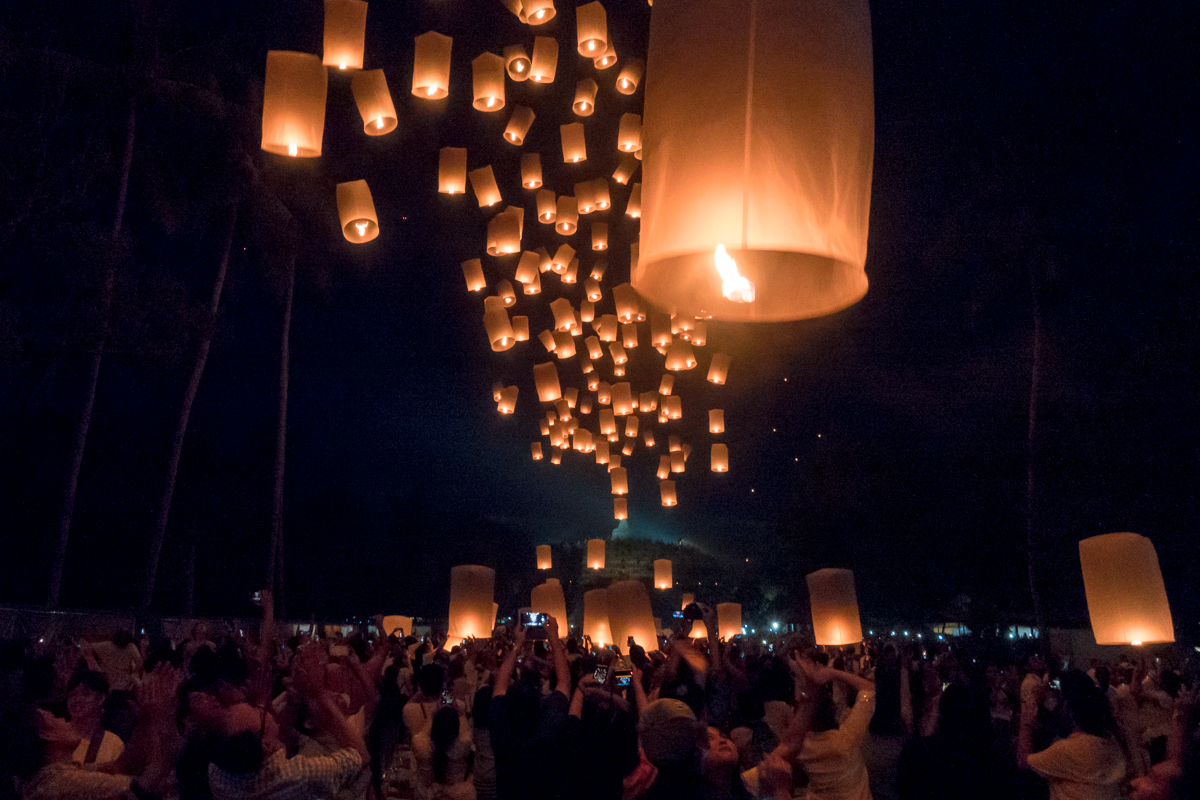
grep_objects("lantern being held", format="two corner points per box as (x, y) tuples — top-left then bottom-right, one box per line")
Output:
(587, 538), (606, 569)
(438, 147), (467, 194)
(261, 52), (328, 157)
(634, 0), (874, 322)
(1079, 533), (1174, 645)
(717, 603), (742, 640)
(654, 559), (672, 590)
(412, 31), (452, 99)
(806, 568), (863, 646)
(584, 589), (612, 645)
(323, 0), (367, 70)
(351, 69), (397, 135)
(447, 565), (495, 642)
(336, 180), (379, 243)
(561, 123), (587, 163)
(607, 580), (659, 652)
(472, 53), (506, 111)
(505, 105), (536, 144)
(530, 36), (559, 82)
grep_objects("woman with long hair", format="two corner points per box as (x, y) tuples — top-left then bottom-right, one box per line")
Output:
(411, 702), (475, 800)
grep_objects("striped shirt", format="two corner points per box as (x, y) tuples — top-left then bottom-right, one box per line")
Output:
(208, 747), (364, 800)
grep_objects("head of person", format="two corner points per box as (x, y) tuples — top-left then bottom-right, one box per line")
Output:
(192, 623), (211, 642)
(1027, 654), (1047, 675)
(66, 670), (109, 726)
(1061, 670), (1116, 737)
(112, 630), (134, 649)
(936, 683), (993, 748)
(210, 703), (281, 775)
(430, 705), (460, 784)
(1095, 665), (1112, 690)
(701, 726), (740, 783)
(638, 699), (705, 773)
(417, 663), (446, 699)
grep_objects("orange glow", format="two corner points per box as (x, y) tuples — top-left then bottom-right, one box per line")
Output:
(714, 245), (754, 303)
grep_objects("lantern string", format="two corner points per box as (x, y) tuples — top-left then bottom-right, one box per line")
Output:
(742, 0), (759, 251)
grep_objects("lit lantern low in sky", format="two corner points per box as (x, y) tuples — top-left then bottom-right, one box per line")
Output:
(607, 580), (658, 652)
(382, 615), (413, 637)
(711, 443), (729, 472)
(448, 565), (495, 642)
(262, 51), (328, 157)
(635, 0), (874, 322)
(323, 0), (367, 70)
(351, 69), (397, 135)
(483, 297), (515, 351)
(336, 180), (379, 243)
(717, 603), (742, 641)
(522, 154), (543, 188)
(531, 36), (559, 82)
(536, 544), (553, 570)
(626, 183), (642, 218)
(439, 147), (467, 194)
(1079, 533), (1174, 645)
(505, 105), (536, 144)
(532, 442), (544, 460)
(573, 78), (599, 116)
(561, 123), (587, 163)
(497, 385), (518, 414)
(613, 155), (638, 185)
(616, 58), (644, 94)
(614, 497), (627, 520)
(617, 113), (642, 153)
(584, 588), (612, 645)
(587, 538), (606, 569)
(487, 207), (523, 255)
(537, 189), (557, 222)
(534, 362), (562, 402)
(469, 166), (502, 207)
(708, 353), (731, 384)
(550, 449), (562, 464)
(660, 479), (677, 506)
(524, 0), (556, 24)
(532, 581), (568, 632)
(576, 180), (598, 214)
(592, 222), (609, 251)
(807, 568), (863, 646)
(610, 466), (628, 495)
(412, 31), (452, 99)
(709, 409), (724, 433)
(512, 316), (530, 340)
(504, 44), (531, 80)
(654, 559), (673, 589)
(665, 340), (696, 371)
(472, 52), (506, 111)
(461, 259), (485, 292)
(555, 196), (579, 234)
(670, 450), (685, 473)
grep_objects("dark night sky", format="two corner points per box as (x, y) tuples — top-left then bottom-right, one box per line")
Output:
(0, 1), (1196, 633)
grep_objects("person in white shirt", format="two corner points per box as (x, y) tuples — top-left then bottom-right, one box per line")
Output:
(792, 652), (877, 800)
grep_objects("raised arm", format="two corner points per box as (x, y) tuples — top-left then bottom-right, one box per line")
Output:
(493, 625), (526, 698)
(295, 644), (369, 763)
(546, 616), (570, 698)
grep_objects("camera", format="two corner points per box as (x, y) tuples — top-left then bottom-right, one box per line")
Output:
(672, 610), (684, 619)
(522, 611), (548, 639)
(593, 665), (609, 684)
(614, 669), (633, 688)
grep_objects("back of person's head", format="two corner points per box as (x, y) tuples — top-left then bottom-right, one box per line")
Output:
(112, 630), (134, 648)
(639, 699), (703, 769)
(1062, 670), (1116, 738)
(1161, 670), (1183, 699)
(211, 704), (267, 775)
(1095, 665), (1111, 690)
(430, 705), (460, 783)
(936, 683), (993, 749)
(418, 663), (445, 698)
(347, 633), (369, 663)
(811, 683), (839, 733)
(67, 669), (110, 697)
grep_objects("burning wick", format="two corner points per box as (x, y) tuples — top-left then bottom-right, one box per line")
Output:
(486, 96), (495, 108)
(588, 41), (596, 51)
(287, 143), (298, 157)
(714, 244), (754, 303)
(536, 9), (545, 18)
(621, 80), (629, 89)
(355, 222), (368, 236)
(426, 85), (437, 97)
(375, 117), (385, 129)
(516, 62), (525, 72)
(1131, 640), (1143, 646)
(580, 102), (589, 111)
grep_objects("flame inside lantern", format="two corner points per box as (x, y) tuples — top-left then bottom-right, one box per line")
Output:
(714, 245), (754, 303)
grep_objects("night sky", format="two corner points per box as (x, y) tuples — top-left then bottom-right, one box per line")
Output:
(0, 1), (1195, 634)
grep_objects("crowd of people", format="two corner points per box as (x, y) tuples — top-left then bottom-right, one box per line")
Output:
(1, 594), (1197, 800)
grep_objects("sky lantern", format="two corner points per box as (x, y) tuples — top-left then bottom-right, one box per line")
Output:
(553, 331), (577, 359)
(550, 448), (562, 464)
(610, 466), (628, 495)
(612, 284), (639, 323)
(658, 376), (674, 398)
(552, 244), (576, 273)
(681, 593), (694, 609)
(711, 443), (729, 472)
(521, 154), (543, 189)
(504, 44), (532, 80)
(335, 180), (379, 243)
(448, 565), (495, 642)
(531, 581), (568, 632)
(643, 429), (655, 447)
(584, 278), (603, 302)
(607, 580), (659, 652)
(562, 259), (580, 284)
(595, 438), (610, 464)
(593, 37), (617, 69)
(654, 559), (673, 589)
(505, 105), (536, 144)
(487, 208), (522, 255)
(580, 301), (596, 325)
(555, 196), (579, 234)
(512, 316), (530, 340)
(1079, 533), (1174, 645)
(576, 2), (608, 56)
(626, 183), (642, 218)
(668, 436), (681, 452)
(497, 385), (518, 414)
(538, 330), (557, 353)
(635, 0), (873, 322)
(494, 281), (516, 307)
(692, 320), (707, 346)
(412, 31), (452, 99)
(492, 382), (504, 402)
(468, 165), (502, 207)
(381, 615), (413, 637)
(709, 409), (724, 433)
(524, 0), (556, 24)
(609, 342), (628, 366)
(656, 455), (671, 480)
(717, 603), (742, 640)
(472, 52), (506, 111)
(539, 418), (550, 436)
(564, 387), (579, 409)
(438, 147), (467, 194)
(617, 58), (644, 94)
(521, 271), (541, 295)
(599, 409), (616, 436)
(613, 497), (628, 521)
(806, 568), (863, 646)
(617, 113), (642, 153)
(670, 450), (685, 473)
(530, 36), (559, 82)
(591, 179), (612, 210)
(587, 538), (606, 569)
(534, 190), (557, 224)
(611, 382), (633, 414)
(660, 479), (677, 506)
(613, 154), (639, 185)
(576, 180), (598, 214)
(516, 251), (541, 285)
(350, 69), (397, 135)
(561, 123), (587, 163)
(665, 340), (697, 371)
(595, 314), (619, 342)
(640, 392), (658, 412)
(533, 362), (562, 402)
(592, 222), (609, 252)
(650, 313), (672, 347)
(483, 297), (515, 351)
(500, 0), (525, 22)
(261, 52), (327, 157)
(323, 0), (367, 70)
(591, 260), (608, 281)
(461, 259), (486, 292)
(584, 588), (612, 645)
(585, 336), (604, 360)
(580, 396), (593, 414)
(536, 544), (553, 570)
(573, 78), (599, 116)
(708, 352), (731, 384)
(624, 416), (639, 438)
(622, 323), (638, 349)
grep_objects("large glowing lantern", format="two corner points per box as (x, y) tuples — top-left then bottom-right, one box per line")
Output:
(617, 58), (644, 94)
(626, 183), (642, 218)
(635, 0), (873, 322)
(522, 154), (543, 189)
(412, 31), (452, 99)
(607, 580), (659, 652)
(806, 568), (863, 646)
(660, 480), (677, 506)
(262, 52), (328, 157)
(448, 565), (495, 642)
(505, 105), (536, 144)
(587, 538), (606, 569)
(717, 603), (742, 640)
(561, 123), (587, 163)
(614, 154), (639, 185)
(709, 409), (724, 434)
(351, 69), (397, 135)
(592, 222), (609, 251)
(533, 362), (563, 402)
(617, 113), (642, 153)
(665, 340), (696, 371)
(555, 196), (579, 234)
(654, 559), (673, 590)
(462, 259), (486, 292)
(536, 545), (552, 570)
(524, 0), (556, 24)
(472, 53), (506, 111)
(532, 581), (568, 632)
(438, 147), (467, 194)
(504, 44), (531, 80)
(576, 2), (608, 56)
(584, 589), (612, 645)
(323, 0), (367, 70)
(381, 615), (413, 637)
(469, 166), (502, 207)
(536, 190), (557, 223)
(483, 297), (515, 352)
(610, 467), (628, 495)
(1079, 533), (1174, 645)
(614, 497), (628, 520)
(573, 78), (599, 116)
(707, 352), (731, 384)
(710, 443), (729, 472)
(530, 36), (559, 82)
(336, 180), (379, 243)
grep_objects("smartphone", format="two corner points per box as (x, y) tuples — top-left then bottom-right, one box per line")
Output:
(522, 611), (548, 639)
(672, 610), (684, 619)
(251, 590), (262, 605)
(441, 689), (454, 706)
(614, 670), (633, 688)
(329, 645), (349, 658)
(594, 665), (609, 684)
(1049, 679), (1061, 691)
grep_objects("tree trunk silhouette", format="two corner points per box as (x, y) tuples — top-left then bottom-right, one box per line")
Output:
(139, 196), (240, 611)
(266, 254), (295, 602)
(1025, 263), (1045, 649)
(47, 99), (136, 608)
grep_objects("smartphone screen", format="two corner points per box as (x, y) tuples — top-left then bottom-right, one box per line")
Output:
(441, 690), (454, 705)
(614, 669), (632, 687)
(594, 665), (609, 683)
